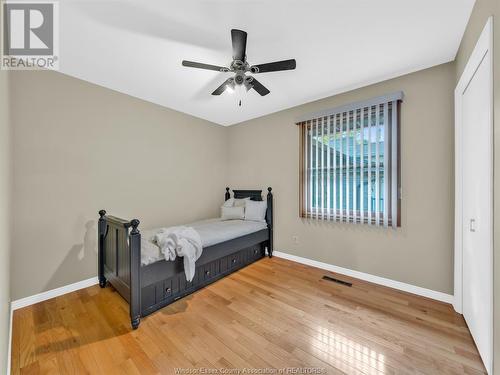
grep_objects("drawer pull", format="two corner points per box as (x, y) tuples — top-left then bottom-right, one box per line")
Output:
(205, 270), (210, 276)
(232, 258), (236, 263)
(254, 249), (258, 254)
(165, 287), (171, 293)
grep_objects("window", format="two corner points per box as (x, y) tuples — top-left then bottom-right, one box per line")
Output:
(298, 92), (402, 227)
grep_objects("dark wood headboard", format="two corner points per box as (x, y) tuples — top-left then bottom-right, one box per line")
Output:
(232, 189), (264, 201)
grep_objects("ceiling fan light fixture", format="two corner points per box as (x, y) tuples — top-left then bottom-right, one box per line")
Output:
(243, 77), (253, 92)
(226, 79), (236, 93)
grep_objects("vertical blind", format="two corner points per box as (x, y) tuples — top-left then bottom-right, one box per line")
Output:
(298, 92), (402, 228)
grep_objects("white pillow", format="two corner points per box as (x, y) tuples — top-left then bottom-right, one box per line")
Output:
(234, 197), (251, 207)
(222, 198), (235, 207)
(221, 206), (245, 220)
(244, 200), (267, 222)
(222, 197), (250, 207)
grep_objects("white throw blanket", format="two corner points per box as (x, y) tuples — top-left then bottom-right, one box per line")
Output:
(152, 226), (202, 282)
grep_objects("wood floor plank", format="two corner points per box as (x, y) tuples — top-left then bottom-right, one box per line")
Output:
(210, 280), (404, 374)
(242, 262), (477, 352)
(11, 257), (487, 374)
(196, 289), (359, 373)
(238, 263), (480, 373)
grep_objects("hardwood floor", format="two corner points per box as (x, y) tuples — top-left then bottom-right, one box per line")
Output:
(11, 257), (486, 374)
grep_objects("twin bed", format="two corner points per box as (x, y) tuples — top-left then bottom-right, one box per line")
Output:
(98, 187), (274, 329)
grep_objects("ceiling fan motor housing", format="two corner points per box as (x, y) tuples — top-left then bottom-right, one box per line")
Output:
(231, 60), (246, 71)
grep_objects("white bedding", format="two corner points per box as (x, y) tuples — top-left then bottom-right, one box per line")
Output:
(140, 218), (268, 266)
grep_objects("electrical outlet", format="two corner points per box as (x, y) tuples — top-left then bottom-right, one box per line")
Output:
(292, 235), (299, 244)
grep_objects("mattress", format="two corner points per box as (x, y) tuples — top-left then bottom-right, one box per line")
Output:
(140, 218), (268, 266)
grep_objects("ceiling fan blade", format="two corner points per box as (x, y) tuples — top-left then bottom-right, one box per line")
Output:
(211, 79), (234, 95)
(231, 29), (247, 61)
(182, 60), (228, 72)
(250, 78), (270, 96)
(250, 59), (296, 73)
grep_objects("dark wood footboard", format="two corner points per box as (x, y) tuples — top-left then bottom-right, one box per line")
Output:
(98, 187), (273, 329)
(98, 211), (142, 328)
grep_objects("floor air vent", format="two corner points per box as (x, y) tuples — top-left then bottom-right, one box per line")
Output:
(322, 275), (352, 287)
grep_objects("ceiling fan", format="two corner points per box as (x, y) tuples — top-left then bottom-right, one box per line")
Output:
(182, 29), (296, 97)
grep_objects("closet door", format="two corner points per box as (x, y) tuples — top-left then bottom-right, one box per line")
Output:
(460, 30), (492, 374)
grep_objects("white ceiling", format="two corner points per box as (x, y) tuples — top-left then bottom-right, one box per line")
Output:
(60, 0), (475, 126)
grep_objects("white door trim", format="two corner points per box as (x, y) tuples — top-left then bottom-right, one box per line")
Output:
(454, 16), (493, 374)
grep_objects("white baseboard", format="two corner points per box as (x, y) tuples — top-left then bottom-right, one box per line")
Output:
(10, 276), (99, 311)
(273, 251), (454, 304)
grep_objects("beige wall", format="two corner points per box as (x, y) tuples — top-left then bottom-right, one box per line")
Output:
(10, 71), (228, 300)
(455, 1), (500, 373)
(227, 62), (456, 294)
(0, 71), (11, 374)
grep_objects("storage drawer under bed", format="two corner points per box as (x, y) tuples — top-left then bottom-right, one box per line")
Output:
(141, 243), (264, 314)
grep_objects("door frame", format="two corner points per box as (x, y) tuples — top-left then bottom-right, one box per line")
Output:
(454, 15), (493, 374)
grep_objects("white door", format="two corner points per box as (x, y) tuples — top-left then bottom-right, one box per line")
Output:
(455, 17), (493, 375)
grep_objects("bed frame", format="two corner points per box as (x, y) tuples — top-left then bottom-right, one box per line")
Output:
(97, 187), (273, 329)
